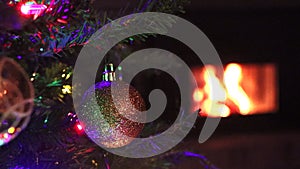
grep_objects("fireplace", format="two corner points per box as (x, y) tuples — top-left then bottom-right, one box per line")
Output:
(192, 63), (278, 117)
(132, 7), (300, 168)
(179, 8), (300, 169)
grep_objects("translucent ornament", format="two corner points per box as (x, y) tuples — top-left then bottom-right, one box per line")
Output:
(79, 64), (146, 148)
(0, 57), (34, 146)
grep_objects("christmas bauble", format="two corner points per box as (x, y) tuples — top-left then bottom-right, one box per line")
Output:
(79, 81), (146, 148)
(0, 57), (34, 146)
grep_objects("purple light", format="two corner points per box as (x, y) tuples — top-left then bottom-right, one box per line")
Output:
(17, 55), (22, 60)
(57, 6), (63, 13)
(184, 151), (206, 158)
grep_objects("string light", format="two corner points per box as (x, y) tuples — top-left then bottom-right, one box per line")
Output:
(62, 85), (72, 94)
(7, 127), (15, 134)
(3, 133), (9, 139)
(92, 160), (98, 167)
(75, 123), (84, 134)
(31, 72), (37, 82)
(0, 140), (4, 146)
(44, 118), (48, 124)
(76, 124), (83, 131)
(57, 19), (68, 24)
(20, 4), (47, 15)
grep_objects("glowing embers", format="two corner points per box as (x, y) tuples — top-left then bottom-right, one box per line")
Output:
(192, 63), (278, 117)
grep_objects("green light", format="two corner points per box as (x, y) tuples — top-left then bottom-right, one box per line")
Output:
(25, 1), (35, 5)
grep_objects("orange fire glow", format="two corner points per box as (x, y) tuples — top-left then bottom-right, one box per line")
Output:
(192, 63), (277, 117)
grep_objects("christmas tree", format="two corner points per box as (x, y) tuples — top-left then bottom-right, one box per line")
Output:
(0, 0), (219, 168)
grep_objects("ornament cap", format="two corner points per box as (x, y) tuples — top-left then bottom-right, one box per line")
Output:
(102, 63), (116, 82)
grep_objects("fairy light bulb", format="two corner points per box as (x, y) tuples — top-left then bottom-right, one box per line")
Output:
(20, 4), (47, 15)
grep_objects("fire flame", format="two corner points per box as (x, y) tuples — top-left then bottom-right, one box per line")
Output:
(224, 63), (251, 115)
(193, 63), (252, 117)
(200, 66), (230, 117)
